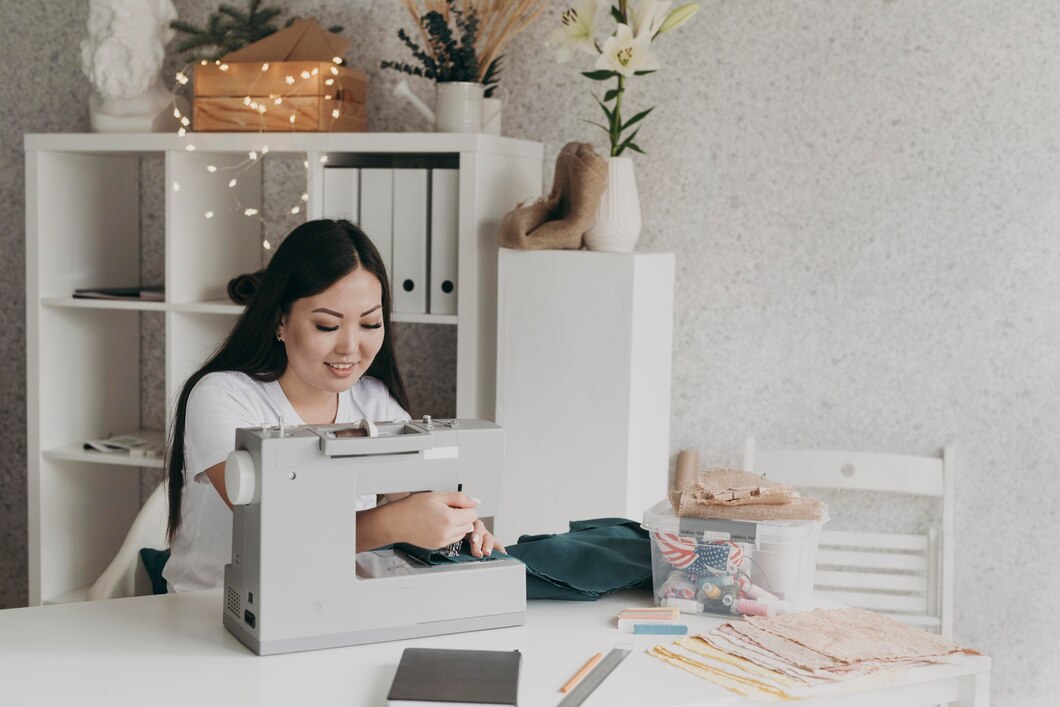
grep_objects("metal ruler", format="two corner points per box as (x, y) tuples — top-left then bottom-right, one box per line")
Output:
(557, 646), (633, 707)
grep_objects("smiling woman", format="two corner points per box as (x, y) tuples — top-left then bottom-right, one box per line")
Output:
(161, 219), (501, 593)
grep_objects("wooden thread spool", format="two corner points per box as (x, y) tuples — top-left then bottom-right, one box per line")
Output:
(674, 449), (699, 491)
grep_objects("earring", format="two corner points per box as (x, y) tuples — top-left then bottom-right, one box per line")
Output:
(276, 334), (283, 342)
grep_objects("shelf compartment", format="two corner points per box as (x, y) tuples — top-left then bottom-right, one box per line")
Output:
(171, 300), (244, 315)
(166, 311), (242, 410)
(42, 429), (165, 469)
(35, 307), (143, 453)
(35, 460), (140, 606)
(166, 150), (264, 304)
(29, 151), (144, 300)
(42, 297), (168, 312)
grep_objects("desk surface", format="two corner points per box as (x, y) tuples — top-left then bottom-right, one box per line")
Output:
(0, 590), (989, 707)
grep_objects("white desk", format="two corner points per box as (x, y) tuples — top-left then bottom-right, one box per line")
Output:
(0, 590), (989, 706)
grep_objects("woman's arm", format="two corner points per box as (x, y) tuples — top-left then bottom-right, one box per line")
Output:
(356, 491), (480, 552)
(203, 461), (234, 509)
(206, 462), (484, 554)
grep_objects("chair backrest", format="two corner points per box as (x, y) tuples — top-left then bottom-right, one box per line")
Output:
(743, 438), (955, 640)
(86, 482), (169, 601)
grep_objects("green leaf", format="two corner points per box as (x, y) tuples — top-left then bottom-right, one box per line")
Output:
(594, 95), (615, 123)
(581, 119), (612, 134)
(610, 5), (623, 22)
(603, 88), (622, 102)
(618, 127), (641, 148)
(582, 70), (617, 81)
(626, 142), (646, 154)
(633, 70), (657, 76)
(622, 106), (654, 131)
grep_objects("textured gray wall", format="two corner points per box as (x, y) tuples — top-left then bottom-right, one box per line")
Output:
(2, 1), (1058, 705)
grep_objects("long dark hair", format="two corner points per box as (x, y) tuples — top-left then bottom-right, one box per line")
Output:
(166, 219), (409, 542)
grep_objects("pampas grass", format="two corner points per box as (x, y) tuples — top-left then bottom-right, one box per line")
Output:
(399, 0), (546, 83)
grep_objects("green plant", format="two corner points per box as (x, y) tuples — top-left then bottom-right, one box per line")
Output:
(170, 0), (343, 62)
(381, 0), (480, 83)
(549, 0), (699, 156)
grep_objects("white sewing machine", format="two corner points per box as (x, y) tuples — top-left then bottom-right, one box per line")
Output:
(221, 417), (526, 655)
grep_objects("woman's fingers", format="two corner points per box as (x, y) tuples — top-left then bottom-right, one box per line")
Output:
(467, 520), (504, 558)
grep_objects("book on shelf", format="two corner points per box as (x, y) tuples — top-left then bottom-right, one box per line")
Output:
(83, 435), (162, 458)
(72, 285), (164, 301)
(386, 648), (521, 706)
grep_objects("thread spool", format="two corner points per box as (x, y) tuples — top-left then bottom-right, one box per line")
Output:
(675, 449), (699, 491)
(733, 598), (774, 617)
(737, 574), (779, 603)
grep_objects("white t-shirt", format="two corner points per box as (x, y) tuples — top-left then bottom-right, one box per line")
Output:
(163, 371), (410, 592)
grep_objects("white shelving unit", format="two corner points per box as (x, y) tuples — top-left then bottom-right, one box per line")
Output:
(24, 132), (542, 606)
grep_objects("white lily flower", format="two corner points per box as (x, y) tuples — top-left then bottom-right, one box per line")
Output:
(595, 23), (660, 77)
(629, 0), (672, 39)
(658, 3), (700, 34)
(547, 0), (601, 63)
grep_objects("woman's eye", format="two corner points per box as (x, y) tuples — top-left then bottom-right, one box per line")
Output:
(316, 325), (339, 332)
(362, 322), (383, 330)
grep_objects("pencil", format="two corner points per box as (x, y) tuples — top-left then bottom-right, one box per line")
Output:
(560, 652), (603, 693)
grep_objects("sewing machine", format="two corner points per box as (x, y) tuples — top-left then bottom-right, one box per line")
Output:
(221, 417), (526, 655)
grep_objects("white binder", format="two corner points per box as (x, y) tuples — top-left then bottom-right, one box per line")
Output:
(391, 169), (429, 314)
(358, 169), (394, 284)
(321, 168), (359, 222)
(429, 169), (459, 315)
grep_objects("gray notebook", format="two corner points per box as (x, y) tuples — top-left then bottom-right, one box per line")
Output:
(386, 647), (521, 706)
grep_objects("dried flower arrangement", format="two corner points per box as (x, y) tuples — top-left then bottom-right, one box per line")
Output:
(382, 0), (545, 96)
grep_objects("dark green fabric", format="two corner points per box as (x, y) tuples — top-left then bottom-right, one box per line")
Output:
(396, 517), (652, 601)
(140, 548), (170, 595)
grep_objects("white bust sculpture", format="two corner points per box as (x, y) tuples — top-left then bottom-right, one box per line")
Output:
(80, 0), (180, 132)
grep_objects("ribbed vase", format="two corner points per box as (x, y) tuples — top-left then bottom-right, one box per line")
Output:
(584, 156), (641, 252)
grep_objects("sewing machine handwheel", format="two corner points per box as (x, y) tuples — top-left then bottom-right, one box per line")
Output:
(225, 450), (257, 506)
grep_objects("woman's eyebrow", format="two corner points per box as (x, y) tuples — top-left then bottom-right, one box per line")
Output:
(360, 304), (382, 317)
(312, 308), (343, 318)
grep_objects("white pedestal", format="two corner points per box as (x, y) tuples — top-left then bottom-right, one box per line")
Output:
(494, 249), (675, 543)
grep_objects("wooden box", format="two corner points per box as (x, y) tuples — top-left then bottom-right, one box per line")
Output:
(193, 61), (367, 132)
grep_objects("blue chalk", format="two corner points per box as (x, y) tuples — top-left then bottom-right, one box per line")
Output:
(633, 623), (688, 635)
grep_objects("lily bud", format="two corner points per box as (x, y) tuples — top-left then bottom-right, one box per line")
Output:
(658, 3), (699, 34)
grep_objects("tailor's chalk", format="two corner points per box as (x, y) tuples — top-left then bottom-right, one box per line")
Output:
(633, 623), (689, 635)
(663, 597), (704, 613)
(557, 646), (632, 707)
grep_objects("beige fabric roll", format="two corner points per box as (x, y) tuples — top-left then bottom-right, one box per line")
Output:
(670, 467), (828, 522)
(745, 607), (961, 663)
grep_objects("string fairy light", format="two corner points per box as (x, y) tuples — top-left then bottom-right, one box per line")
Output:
(165, 48), (348, 253)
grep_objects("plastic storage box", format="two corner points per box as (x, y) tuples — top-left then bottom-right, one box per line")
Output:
(642, 499), (825, 618)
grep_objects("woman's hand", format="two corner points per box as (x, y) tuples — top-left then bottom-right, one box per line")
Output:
(386, 491), (481, 550)
(467, 519), (506, 558)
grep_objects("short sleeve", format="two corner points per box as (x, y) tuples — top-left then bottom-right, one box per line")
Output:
(349, 376), (410, 422)
(388, 391), (411, 422)
(184, 373), (262, 483)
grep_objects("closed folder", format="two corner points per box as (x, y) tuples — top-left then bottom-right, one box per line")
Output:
(359, 168), (394, 284)
(321, 168), (359, 222)
(429, 169), (459, 315)
(391, 169), (429, 314)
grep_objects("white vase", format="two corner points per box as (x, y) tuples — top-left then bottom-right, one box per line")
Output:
(584, 156), (641, 252)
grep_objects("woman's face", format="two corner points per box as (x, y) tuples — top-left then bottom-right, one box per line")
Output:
(277, 266), (385, 400)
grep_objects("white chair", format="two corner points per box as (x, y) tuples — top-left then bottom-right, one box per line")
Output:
(744, 438), (955, 640)
(86, 482), (169, 600)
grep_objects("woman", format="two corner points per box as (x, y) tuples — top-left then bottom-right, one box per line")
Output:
(162, 219), (500, 592)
